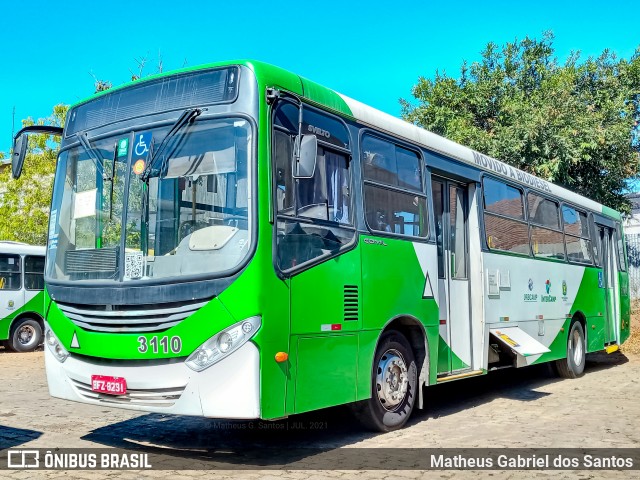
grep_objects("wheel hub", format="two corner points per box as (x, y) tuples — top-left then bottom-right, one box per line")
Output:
(376, 349), (409, 411)
(18, 325), (35, 345)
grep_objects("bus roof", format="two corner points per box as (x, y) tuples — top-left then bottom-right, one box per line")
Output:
(0, 242), (46, 256)
(68, 59), (621, 221)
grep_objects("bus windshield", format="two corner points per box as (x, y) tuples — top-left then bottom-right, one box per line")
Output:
(46, 117), (252, 283)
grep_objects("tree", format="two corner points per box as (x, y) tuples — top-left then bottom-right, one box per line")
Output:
(0, 105), (67, 244)
(401, 32), (640, 213)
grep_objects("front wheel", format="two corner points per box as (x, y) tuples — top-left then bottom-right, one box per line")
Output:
(554, 321), (586, 379)
(8, 318), (43, 353)
(352, 331), (417, 432)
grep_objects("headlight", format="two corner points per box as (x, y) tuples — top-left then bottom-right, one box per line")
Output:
(186, 316), (261, 372)
(45, 328), (69, 363)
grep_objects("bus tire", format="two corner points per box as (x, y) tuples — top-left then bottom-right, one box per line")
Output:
(554, 321), (586, 379)
(8, 318), (43, 353)
(352, 330), (417, 432)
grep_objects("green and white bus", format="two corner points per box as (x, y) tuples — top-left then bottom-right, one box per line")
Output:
(0, 242), (46, 352)
(12, 60), (630, 431)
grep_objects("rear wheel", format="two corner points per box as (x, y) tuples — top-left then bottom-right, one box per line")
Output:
(8, 318), (43, 353)
(554, 321), (585, 379)
(353, 331), (417, 432)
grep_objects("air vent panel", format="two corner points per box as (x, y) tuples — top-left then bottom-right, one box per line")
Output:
(344, 285), (359, 322)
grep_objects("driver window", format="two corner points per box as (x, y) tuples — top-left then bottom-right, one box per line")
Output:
(273, 102), (353, 271)
(297, 148), (351, 224)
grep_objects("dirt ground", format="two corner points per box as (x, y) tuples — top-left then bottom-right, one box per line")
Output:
(1, 340), (639, 479)
(621, 301), (640, 355)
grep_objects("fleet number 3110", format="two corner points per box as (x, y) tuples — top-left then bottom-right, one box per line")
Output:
(137, 336), (182, 354)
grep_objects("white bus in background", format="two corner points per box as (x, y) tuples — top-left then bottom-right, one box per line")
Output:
(0, 242), (46, 352)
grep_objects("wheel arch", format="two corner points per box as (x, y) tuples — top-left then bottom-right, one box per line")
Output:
(10, 311), (45, 335)
(571, 310), (587, 343)
(375, 315), (430, 409)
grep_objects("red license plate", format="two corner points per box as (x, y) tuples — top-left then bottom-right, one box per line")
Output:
(91, 375), (127, 396)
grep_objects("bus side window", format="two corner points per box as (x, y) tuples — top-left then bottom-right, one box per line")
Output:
(362, 135), (427, 238)
(528, 193), (564, 260)
(25, 255), (45, 291)
(616, 224), (627, 271)
(562, 205), (594, 265)
(0, 254), (21, 290)
(482, 177), (529, 255)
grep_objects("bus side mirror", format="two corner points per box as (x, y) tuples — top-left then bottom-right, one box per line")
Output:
(10, 125), (64, 180)
(12, 134), (27, 179)
(293, 134), (317, 179)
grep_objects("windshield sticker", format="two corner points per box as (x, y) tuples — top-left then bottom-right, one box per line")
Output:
(133, 159), (146, 175)
(48, 209), (59, 250)
(117, 138), (129, 158)
(73, 189), (97, 219)
(133, 132), (152, 161)
(124, 251), (144, 280)
(48, 210), (58, 239)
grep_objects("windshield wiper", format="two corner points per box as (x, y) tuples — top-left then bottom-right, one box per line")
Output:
(140, 108), (204, 181)
(76, 132), (107, 179)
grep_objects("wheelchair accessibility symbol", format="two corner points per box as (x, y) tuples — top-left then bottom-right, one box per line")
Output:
(133, 132), (152, 160)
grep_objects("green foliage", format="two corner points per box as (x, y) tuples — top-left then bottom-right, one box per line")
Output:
(401, 32), (640, 213)
(0, 105), (68, 244)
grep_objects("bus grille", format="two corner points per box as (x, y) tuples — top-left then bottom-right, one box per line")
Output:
(56, 299), (209, 333)
(66, 248), (118, 274)
(70, 378), (185, 408)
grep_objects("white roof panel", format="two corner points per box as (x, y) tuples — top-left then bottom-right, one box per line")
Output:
(339, 94), (606, 214)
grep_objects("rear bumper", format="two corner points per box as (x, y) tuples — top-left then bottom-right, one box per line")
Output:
(44, 336), (261, 419)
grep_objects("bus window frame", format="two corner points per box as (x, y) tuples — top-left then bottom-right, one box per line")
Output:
(560, 202), (595, 266)
(24, 255), (45, 291)
(527, 192), (566, 262)
(615, 222), (627, 272)
(480, 173), (531, 257)
(0, 253), (22, 291)
(588, 212), (601, 267)
(270, 96), (358, 277)
(359, 129), (429, 241)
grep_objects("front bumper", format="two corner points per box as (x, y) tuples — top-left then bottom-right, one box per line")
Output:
(44, 339), (261, 419)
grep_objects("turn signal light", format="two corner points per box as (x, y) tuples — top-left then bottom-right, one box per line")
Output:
(275, 352), (289, 363)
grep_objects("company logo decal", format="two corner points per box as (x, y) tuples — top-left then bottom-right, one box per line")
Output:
(541, 279), (556, 303)
(363, 238), (387, 246)
(561, 279), (570, 303)
(308, 124), (331, 138)
(524, 277), (537, 302)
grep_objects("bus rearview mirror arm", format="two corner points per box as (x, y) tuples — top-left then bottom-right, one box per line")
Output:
(12, 125), (63, 179)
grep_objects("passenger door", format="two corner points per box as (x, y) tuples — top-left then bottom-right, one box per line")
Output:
(432, 177), (472, 374)
(0, 254), (24, 327)
(599, 226), (620, 345)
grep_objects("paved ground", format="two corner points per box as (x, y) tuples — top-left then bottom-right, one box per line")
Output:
(0, 347), (638, 479)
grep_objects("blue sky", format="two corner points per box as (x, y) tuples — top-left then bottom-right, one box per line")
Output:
(0, 0), (638, 155)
